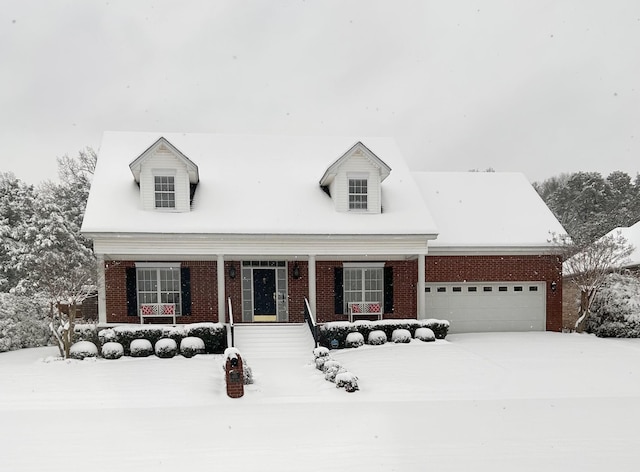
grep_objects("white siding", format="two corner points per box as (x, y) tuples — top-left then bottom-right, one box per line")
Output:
(333, 154), (382, 213)
(139, 148), (191, 212)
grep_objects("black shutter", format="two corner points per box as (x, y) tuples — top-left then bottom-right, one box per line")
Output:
(334, 267), (344, 315)
(125, 267), (137, 316)
(181, 267), (191, 316)
(384, 266), (394, 314)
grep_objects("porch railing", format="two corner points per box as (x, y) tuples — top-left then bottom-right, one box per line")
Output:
(304, 297), (318, 348)
(227, 297), (235, 348)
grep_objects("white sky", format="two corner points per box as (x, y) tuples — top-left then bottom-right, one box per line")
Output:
(1, 0), (639, 184)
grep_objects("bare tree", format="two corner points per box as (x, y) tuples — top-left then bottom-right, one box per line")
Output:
(558, 232), (634, 332)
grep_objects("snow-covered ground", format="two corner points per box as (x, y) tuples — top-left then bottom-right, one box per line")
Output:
(2, 332), (640, 471)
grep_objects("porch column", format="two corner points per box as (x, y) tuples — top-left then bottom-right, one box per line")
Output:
(217, 254), (226, 324)
(417, 253), (426, 318)
(96, 254), (107, 324)
(308, 255), (317, 315)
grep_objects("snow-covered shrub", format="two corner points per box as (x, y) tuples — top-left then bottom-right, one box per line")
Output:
(313, 346), (330, 358)
(98, 328), (116, 346)
(315, 356), (332, 370)
(184, 323), (227, 353)
(130, 339), (153, 357)
(155, 338), (178, 358)
(588, 273), (640, 337)
(335, 371), (359, 392)
(419, 319), (450, 339)
(323, 360), (345, 383)
(319, 321), (354, 349)
(114, 326), (163, 355)
(345, 331), (364, 348)
(352, 320), (375, 343)
(0, 293), (52, 352)
(69, 341), (98, 360)
(180, 336), (205, 358)
(414, 327), (436, 342)
(73, 323), (99, 346)
(101, 342), (124, 360)
(392, 329), (412, 343)
(243, 364), (254, 385)
(367, 330), (387, 345)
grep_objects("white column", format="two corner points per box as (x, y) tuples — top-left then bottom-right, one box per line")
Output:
(308, 255), (317, 315)
(418, 253), (426, 319)
(96, 254), (107, 324)
(217, 254), (226, 324)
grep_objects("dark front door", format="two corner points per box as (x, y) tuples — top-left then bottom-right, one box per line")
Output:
(253, 269), (276, 316)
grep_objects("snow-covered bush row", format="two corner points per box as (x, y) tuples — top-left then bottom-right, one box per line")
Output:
(314, 355), (359, 392)
(319, 318), (448, 349)
(588, 273), (640, 337)
(0, 293), (53, 352)
(69, 341), (98, 360)
(95, 322), (227, 355)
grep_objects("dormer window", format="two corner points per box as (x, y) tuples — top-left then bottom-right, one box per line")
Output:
(154, 175), (176, 209)
(348, 177), (368, 210)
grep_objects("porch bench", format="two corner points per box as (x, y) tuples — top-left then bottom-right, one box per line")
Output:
(139, 303), (177, 325)
(348, 302), (383, 323)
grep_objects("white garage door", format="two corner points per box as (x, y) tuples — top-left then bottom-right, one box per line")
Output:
(424, 282), (546, 333)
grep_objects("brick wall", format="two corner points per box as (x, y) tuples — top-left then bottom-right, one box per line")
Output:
(426, 255), (563, 331)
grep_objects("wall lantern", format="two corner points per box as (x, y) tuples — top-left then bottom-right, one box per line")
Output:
(550, 280), (557, 292)
(292, 262), (301, 279)
(229, 264), (236, 279)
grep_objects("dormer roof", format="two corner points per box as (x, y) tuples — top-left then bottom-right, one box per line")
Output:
(319, 141), (391, 187)
(128, 136), (199, 184)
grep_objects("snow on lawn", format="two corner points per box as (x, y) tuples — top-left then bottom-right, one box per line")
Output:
(2, 333), (640, 471)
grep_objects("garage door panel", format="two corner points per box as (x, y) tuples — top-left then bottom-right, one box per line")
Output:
(424, 282), (545, 333)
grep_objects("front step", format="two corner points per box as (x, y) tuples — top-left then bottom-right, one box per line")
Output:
(232, 323), (316, 359)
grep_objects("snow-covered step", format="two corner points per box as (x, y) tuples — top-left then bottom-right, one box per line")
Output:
(232, 323), (316, 359)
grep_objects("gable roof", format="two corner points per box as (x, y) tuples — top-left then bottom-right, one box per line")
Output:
(412, 171), (566, 250)
(82, 132), (437, 237)
(601, 221), (640, 268)
(319, 141), (392, 186)
(128, 136), (199, 183)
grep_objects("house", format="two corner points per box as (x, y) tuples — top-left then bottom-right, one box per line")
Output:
(81, 132), (566, 333)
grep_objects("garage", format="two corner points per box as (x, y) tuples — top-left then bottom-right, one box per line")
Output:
(425, 282), (546, 333)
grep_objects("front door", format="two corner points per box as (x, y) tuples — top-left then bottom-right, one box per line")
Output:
(253, 268), (277, 321)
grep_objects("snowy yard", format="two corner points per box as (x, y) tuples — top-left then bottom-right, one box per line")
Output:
(2, 332), (640, 471)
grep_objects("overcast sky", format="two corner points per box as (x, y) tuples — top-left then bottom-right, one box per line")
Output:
(1, 0), (639, 185)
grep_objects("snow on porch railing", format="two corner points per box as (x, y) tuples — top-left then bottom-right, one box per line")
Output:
(304, 297), (318, 348)
(139, 303), (177, 324)
(227, 297), (235, 348)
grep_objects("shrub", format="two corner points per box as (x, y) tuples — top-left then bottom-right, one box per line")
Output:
(588, 273), (640, 337)
(594, 321), (640, 338)
(101, 342), (124, 359)
(243, 364), (254, 385)
(155, 338), (178, 358)
(313, 346), (330, 358)
(414, 327), (435, 342)
(315, 356), (332, 370)
(184, 323), (227, 353)
(0, 293), (52, 352)
(335, 371), (359, 392)
(392, 329), (412, 343)
(322, 360), (344, 382)
(419, 319), (450, 339)
(180, 336), (205, 358)
(114, 326), (163, 355)
(130, 339), (153, 357)
(319, 322), (354, 349)
(69, 341), (98, 360)
(73, 323), (99, 346)
(345, 332), (364, 348)
(367, 330), (387, 345)
(352, 320), (375, 343)
(98, 328), (116, 346)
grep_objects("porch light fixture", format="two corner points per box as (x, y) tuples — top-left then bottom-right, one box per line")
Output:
(550, 281), (557, 292)
(292, 262), (301, 279)
(229, 264), (236, 279)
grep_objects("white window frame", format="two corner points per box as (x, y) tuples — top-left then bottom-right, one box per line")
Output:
(348, 173), (368, 211)
(135, 263), (182, 317)
(153, 171), (176, 209)
(342, 262), (384, 313)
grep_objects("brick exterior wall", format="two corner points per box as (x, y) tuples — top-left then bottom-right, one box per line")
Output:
(104, 255), (562, 331)
(425, 255), (563, 331)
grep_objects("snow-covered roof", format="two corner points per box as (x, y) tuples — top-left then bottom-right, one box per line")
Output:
(129, 137), (199, 183)
(319, 141), (391, 186)
(602, 221), (640, 268)
(82, 132), (437, 236)
(412, 171), (566, 250)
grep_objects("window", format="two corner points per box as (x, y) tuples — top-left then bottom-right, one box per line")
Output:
(137, 267), (181, 315)
(437, 287), (446, 293)
(529, 286), (539, 292)
(154, 175), (175, 208)
(348, 178), (368, 210)
(343, 266), (383, 312)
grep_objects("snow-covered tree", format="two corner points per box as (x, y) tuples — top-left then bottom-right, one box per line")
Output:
(559, 232), (634, 332)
